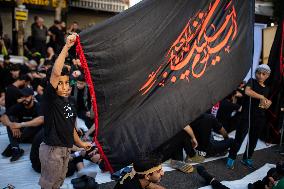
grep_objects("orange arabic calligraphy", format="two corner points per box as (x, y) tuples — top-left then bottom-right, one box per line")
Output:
(139, 0), (238, 95)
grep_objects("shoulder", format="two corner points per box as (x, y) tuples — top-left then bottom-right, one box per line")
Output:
(7, 103), (23, 115)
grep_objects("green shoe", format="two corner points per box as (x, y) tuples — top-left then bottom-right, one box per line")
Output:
(185, 153), (205, 163)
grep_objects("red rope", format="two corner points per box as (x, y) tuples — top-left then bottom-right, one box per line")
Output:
(280, 20), (284, 77)
(75, 36), (114, 173)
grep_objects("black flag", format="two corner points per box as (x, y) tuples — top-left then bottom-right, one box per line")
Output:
(264, 19), (284, 143)
(77, 0), (254, 172)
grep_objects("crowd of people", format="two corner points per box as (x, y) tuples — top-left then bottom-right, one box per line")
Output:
(0, 16), (283, 189)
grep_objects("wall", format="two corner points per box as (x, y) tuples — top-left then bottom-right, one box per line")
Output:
(263, 26), (277, 64)
(0, 6), (114, 41)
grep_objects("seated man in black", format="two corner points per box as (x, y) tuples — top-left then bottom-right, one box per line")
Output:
(5, 74), (31, 110)
(190, 113), (233, 158)
(1, 87), (44, 161)
(216, 90), (242, 133)
(71, 74), (93, 129)
(114, 154), (165, 189)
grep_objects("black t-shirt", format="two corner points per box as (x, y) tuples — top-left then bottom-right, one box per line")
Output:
(5, 84), (22, 110)
(242, 78), (269, 117)
(191, 114), (222, 141)
(6, 102), (42, 122)
(217, 99), (241, 127)
(114, 176), (143, 189)
(2, 67), (14, 90)
(72, 86), (91, 119)
(49, 26), (65, 46)
(42, 83), (76, 148)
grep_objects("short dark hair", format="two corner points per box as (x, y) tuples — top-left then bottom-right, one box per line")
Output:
(61, 66), (70, 76)
(9, 63), (20, 71)
(18, 74), (31, 82)
(34, 16), (39, 22)
(76, 74), (85, 82)
(133, 153), (162, 178)
(54, 20), (60, 24)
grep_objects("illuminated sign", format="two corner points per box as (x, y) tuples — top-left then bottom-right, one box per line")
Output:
(0, 0), (67, 8)
(15, 7), (28, 20)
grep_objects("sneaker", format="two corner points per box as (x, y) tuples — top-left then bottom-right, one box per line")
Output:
(1, 144), (12, 157)
(10, 148), (24, 162)
(185, 153), (205, 163)
(226, 158), (235, 169)
(196, 165), (214, 184)
(241, 159), (254, 169)
(170, 160), (194, 174)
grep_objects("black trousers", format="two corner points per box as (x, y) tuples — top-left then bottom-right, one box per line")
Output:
(7, 126), (42, 148)
(228, 115), (266, 160)
(206, 137), (234, 156)
(211, 180), (230, 189)
(153, 130), (195, 162)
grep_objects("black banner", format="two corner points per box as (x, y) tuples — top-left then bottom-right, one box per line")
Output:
(79, 0), (254, 172)
(264, 19), (284, 143)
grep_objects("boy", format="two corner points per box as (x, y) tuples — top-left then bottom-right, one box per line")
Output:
(226, 64), (272, 169)
(114, 154), (165, 189)
(39, 33), (91, 189)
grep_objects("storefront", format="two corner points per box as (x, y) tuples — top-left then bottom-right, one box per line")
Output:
(0, 0), (128, 40)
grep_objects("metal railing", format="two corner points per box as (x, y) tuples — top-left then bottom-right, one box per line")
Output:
(70, 0), (129, 13)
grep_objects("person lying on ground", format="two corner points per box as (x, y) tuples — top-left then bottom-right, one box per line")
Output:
(114, 153), (166, 189)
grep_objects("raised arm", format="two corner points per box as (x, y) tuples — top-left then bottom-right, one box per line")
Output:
(50, 33), (77, 88)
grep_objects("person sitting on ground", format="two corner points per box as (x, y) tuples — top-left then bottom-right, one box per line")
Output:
(35, 78), (47, 102)
(1, 87), (44, 161)
(227, 64), (272, 169)
(152, 125), (201, 173)
(71, 74), (93, 129)
(5, 74), (31, 110)
(4, 63), (22, 89)
(190, 113), (233, 158)
(216, 90), (243, 133)
(114, 153), (165, 189)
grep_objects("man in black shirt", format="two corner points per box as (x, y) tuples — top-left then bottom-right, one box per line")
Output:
(2, 62), (21, 90)
(1, 87), (44, 161)
(5, 74), (30, 110)
(72, 74), (93, 128)
(48, 20), (65, 54)
(217, 91), (242, 132)
(39, 33), (91, 189)
(190, 113), (233, 158)
(227, 64), (272, 169)
(114, 154), (165, 189)
(31, 17), (47, 56)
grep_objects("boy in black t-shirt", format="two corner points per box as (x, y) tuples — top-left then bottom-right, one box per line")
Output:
(226, 64), (272, 169)
(39, 33), (91, 189)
